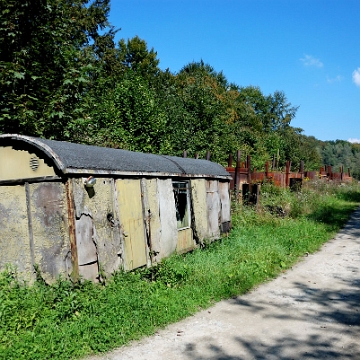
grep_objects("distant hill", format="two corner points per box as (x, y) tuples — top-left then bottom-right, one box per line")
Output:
(318, 140), (360, 180)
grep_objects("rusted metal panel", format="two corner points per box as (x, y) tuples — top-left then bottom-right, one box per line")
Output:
(72, 178), (122, 278)
(226, 167), (249, 192)
(116, 179), (147, 270)
(305, 171), (317, 180)
(29, 182), (72, 283)
(176, 228), (194, 254)
(65, 180), (79, 281)
(0, 146), (56, 182)
(205, 180), (221, 240)
(190, 179), (209, 243)
(0, 184), (34, 282)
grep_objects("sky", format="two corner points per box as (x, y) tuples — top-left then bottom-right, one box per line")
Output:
(108, 0), (360, 143)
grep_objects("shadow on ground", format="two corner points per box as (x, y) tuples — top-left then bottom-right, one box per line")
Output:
(181, 276), (360, 360)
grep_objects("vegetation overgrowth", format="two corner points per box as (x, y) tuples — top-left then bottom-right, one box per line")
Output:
(1, 181), (359, 360)
(2, 1), (360, 175)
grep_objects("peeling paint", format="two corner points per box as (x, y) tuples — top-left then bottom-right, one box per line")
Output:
(72, 178), (121, 277)
(206, 180), (221, 240)
(0, 185), (34, 282)
(0, 146), (56, 182)
(157, 179), (178, 259)
(29, 182), (72, 283)
(190, 179), (209, 243)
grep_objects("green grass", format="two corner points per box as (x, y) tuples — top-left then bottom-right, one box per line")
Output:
(1, 181), (359, 359)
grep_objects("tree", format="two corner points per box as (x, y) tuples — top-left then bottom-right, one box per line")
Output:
(80, 70), (169, 154)
(172, 61), (230, 161)
(117, 36), (160, 81)
(0, 0), (113, 139)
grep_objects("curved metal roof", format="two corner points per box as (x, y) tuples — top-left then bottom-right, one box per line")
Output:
(0, 134), (231, 179)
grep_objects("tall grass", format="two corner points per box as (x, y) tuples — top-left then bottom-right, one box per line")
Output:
(1, 181), (359, 359)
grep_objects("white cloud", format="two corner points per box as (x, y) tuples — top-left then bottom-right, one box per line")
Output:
(348, 138), (360, 144)
(352, 68), (360, 86)
(300, 54), (323, 68)
(327, 75), (343, 83)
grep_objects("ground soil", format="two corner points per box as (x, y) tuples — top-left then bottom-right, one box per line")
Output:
(86, 208), (360, 360)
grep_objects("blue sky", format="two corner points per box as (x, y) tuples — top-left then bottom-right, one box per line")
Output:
(108, 0), (360, 143)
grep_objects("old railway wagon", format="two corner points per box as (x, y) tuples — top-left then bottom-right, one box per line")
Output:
(0, 134), (231, 283)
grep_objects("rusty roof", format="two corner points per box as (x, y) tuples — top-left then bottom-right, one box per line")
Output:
(0, 134), (231, 179)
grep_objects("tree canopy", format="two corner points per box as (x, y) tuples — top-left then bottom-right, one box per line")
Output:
(2, 0), (355, 175)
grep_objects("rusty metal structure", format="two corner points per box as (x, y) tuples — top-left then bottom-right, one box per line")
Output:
(0, 134), (231, 283)
(226, 152), (353, 196)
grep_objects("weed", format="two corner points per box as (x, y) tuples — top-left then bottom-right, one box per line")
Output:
(1, 181), (359, 359)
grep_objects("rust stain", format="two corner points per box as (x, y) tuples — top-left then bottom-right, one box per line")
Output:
(66, 180), (79, 281)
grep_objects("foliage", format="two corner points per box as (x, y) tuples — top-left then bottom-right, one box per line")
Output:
(77, 70), (170, 153)
(1, 182), (360, 359)
(0, 0), (113, 139)
(320, 140), (360, 180)
(0, 1), (348, 173)
(118, 35), (161, 80)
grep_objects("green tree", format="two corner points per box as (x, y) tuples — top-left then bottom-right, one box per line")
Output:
(81, 70), (169, 153)
(0, 0), (113, 139)
(118, 36), (160, 81)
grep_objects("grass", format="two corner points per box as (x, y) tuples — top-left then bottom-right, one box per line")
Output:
(1, 181), (359, 359)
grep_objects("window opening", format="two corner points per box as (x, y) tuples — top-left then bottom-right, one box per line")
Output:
(173, 181), (191, 230)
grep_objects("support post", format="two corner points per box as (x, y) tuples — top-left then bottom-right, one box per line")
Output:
(247, 155), (251, 184)
(234, 150), (241, 201)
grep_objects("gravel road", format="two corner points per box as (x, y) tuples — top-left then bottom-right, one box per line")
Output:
(86, 207), (360, 360)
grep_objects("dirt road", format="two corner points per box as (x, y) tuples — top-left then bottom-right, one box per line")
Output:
(87, 208), (360, 360)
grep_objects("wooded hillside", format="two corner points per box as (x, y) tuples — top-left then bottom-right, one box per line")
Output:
(1, 0), (358, 177)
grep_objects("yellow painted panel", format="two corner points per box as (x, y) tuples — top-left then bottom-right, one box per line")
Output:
(176, 228), (194, 254)
(190, 179), (208, 242)
(0, 185), (34, 282)
(116, 179), (147, 270)
(0, 146), (55, 181)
